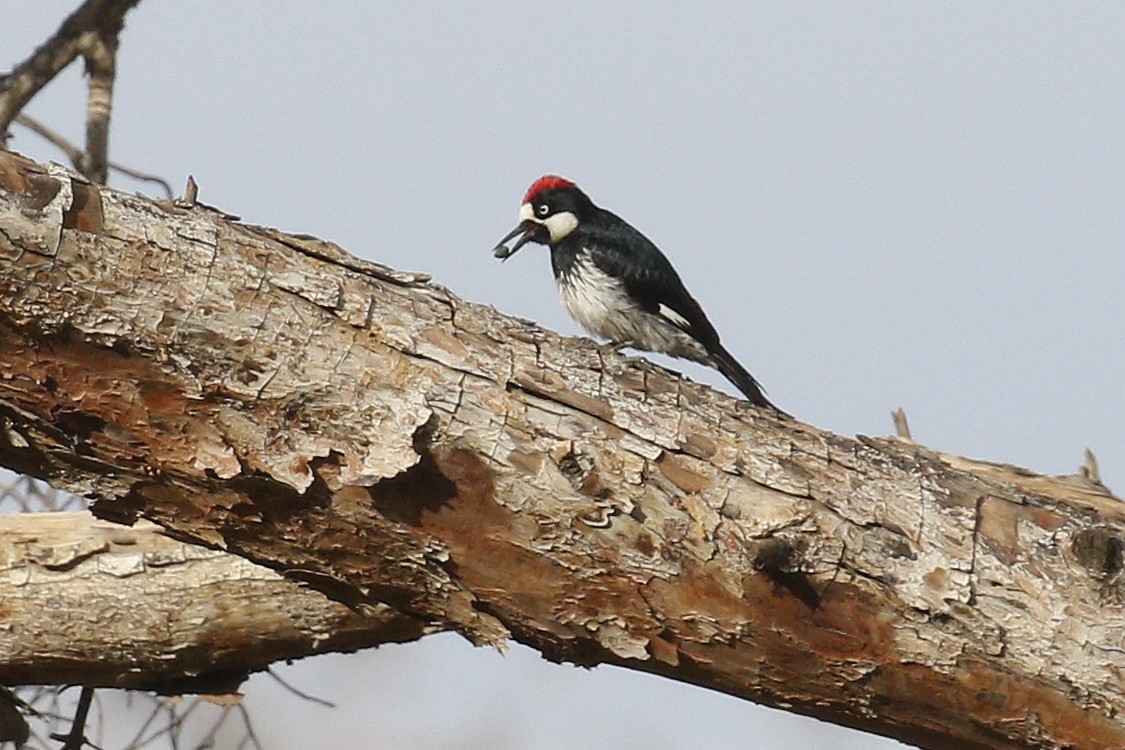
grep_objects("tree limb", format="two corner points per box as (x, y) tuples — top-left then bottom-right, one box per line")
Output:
(0, 149), (1123, 749)
(0, 0), (141, 181)
(0, 511), (430, 691)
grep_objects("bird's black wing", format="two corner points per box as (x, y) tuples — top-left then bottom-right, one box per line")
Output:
(584, 209), (723, 351)
(585, 209), (783, 412)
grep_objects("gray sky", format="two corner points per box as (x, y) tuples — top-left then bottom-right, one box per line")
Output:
(7, 2), (1125, 748)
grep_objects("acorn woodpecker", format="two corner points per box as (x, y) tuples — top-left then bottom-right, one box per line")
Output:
(494, 175), (785, 413)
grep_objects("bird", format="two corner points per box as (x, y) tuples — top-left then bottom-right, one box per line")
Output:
(494, 175), (785, 413)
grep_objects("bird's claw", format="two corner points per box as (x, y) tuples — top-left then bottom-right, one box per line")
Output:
(598, 340), (635, 356)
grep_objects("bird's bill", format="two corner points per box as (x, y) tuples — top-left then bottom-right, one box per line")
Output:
(493, 220), (545, 261)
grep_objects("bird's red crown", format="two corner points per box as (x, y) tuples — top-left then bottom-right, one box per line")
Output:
(523, 175), (576, 204)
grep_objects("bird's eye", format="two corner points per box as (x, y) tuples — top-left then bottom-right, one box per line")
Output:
(537, 203), (550, 216)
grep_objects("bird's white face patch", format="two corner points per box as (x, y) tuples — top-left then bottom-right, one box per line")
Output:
(542, 210), (578, 242)
(520, 202), (579, 244)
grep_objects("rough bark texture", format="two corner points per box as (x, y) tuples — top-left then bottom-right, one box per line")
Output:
(0, 149), (1123, 750)
(0, 511), (429, 691)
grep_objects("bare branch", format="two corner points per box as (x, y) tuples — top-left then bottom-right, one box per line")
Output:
(0, 0), (141, 181)
(78, 20), (119, 184)
(1, 149), (1123, 750)
(108, 160), (173, 199)
(0, 511), (432, 690)
(51, 686), (95, 750)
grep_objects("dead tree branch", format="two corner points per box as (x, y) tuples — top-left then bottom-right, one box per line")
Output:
(0, 149), (1123, 750)
(0, 511), (431, 690)
(52, 686), (95, 750)
(0, 0), (142, 182)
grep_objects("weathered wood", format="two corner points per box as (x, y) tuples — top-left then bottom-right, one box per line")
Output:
(0, 149), (1122, 749)
(0, 511), (429, 690)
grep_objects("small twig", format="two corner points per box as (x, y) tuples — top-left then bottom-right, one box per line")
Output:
(891, 407), (912, 440)
(266, 667), (336, 709)
(233, 704), (264, 750)
(190, 704), (237, 750)
(1082, 448), (1101, 485)
(183, 174), (199, 205)
(108, 159), (175, 199)
(133, 699), (196, 750)
(120, 694), (165, 750)
(163, 700), (186, 750)
(51, 685), (95, 750)
(14, 113), (81, 162)
(14, 113), (173, 198)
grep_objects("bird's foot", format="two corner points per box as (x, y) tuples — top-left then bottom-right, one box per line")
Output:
(598, 340), (635, 356)
(597, 340), (647, 366)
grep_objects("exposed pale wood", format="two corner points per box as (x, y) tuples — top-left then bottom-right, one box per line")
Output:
(0, 149), (1123, 749)
(0, 511), (429, 690)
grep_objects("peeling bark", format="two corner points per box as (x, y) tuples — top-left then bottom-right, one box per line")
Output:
(0, 149), (1123, 750)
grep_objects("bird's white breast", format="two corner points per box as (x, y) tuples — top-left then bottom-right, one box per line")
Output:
(557, 256), (630, 339)
(557, 254), (707, 361)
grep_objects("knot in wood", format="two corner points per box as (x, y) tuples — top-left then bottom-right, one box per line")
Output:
(747, 534), (821, 610)
(1071, 527), (1125, 580)
(557, 448), (608, 500)
(751, 535), (808, 574)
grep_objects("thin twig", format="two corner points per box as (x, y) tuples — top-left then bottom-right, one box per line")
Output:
(14, 113), (174, 198)
(120, 693), (165, 750)
(111, 159), (174, 199)
(164, 700), (184, 750)
(233, 704), (264, 750)
(14, 113), (81, 162)
(266, 667), (336, 708)
(134, 699), (197, 750)
(52, 685), (95, 750)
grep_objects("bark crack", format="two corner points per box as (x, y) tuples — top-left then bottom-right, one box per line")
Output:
(968, 494), (985, 606)
(168, 237), (219, 342)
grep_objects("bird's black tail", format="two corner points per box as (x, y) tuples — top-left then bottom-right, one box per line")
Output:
(710, 345), (788, 416)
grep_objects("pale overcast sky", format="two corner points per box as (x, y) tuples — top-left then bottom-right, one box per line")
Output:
(6, 2), (1125, 749)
